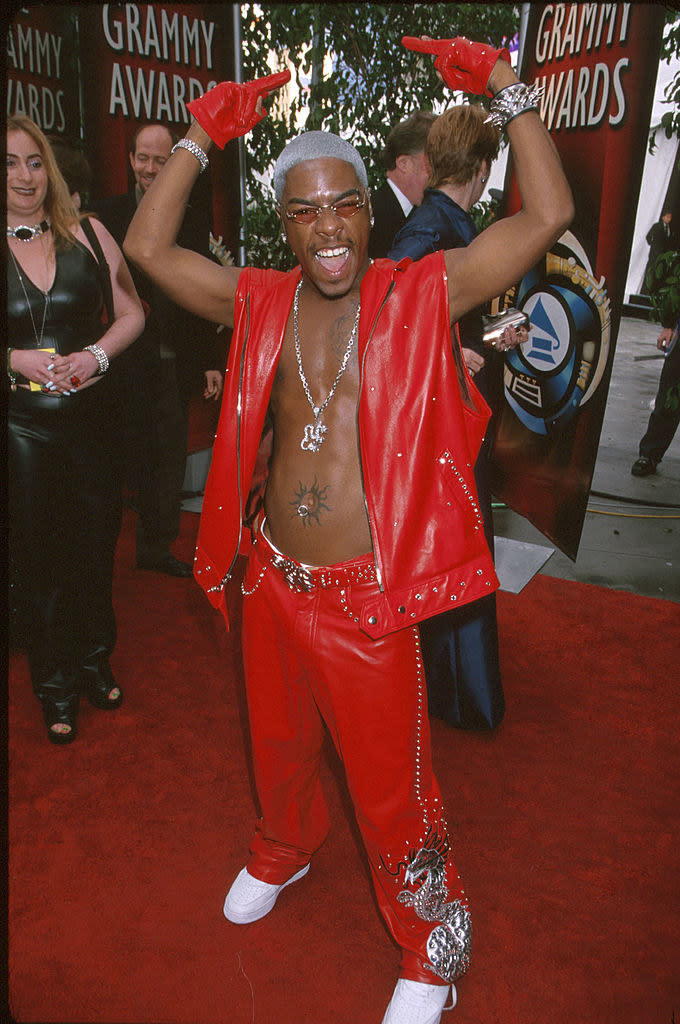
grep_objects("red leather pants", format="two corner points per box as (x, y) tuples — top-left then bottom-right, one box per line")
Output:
(240, 528), (468, 984)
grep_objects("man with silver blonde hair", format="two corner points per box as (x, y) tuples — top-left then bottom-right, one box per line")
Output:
(125, 37), (573, 1024)
(273, 130), (369, 203)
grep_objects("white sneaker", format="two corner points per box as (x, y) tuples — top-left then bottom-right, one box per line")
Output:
(223, 864), (310, 924)
(381, 979), (456, 1024)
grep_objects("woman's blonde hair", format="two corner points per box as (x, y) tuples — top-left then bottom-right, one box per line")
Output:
(7, 114), (80, 247)
(427, 104), (501, 190)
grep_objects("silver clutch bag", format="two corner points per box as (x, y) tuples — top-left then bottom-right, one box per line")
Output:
(482, 308), (530, 347)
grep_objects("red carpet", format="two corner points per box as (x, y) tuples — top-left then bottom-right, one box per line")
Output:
(187, 391), (221, 455)
(8, 509), (679, 1024)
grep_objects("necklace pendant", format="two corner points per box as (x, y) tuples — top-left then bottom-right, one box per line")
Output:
(293, 278), (361, 454)
(301, 420), (327, 452)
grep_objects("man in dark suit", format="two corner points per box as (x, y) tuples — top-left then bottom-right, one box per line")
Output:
(644, 210), (677, 293)
(94, 123), (224, 576)
(631, 313), (680, 477)
(368, 110), (435, 258)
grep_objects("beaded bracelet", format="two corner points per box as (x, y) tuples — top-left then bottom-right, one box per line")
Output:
(84, 343), (110, 375)
(7, 347), (17, 389)
(171, 138), (209, 173)
(485, 82), (544, 131)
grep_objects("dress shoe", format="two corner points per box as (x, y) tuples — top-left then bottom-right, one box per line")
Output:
(381, 979), (455, 1024)
(223, 864), (309, 924)
(137, 554), (193, 577)
(631, 456), (657, 477)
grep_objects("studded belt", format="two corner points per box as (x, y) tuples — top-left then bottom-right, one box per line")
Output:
(266, 550), (377, 593)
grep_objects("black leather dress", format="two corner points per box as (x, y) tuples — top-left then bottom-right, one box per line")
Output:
(8, 238), (124, 707)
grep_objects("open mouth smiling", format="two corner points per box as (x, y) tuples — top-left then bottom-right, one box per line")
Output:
(314, 245), (351, 273)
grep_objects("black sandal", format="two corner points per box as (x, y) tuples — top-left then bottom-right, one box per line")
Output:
(42, 695), (79, 745)
(84, 662), (123, 710)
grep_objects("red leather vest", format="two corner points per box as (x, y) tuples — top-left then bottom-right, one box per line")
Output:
(194, 252), (499, 638)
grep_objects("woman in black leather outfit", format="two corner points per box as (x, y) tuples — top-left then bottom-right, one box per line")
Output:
(7, 115), (145, 744)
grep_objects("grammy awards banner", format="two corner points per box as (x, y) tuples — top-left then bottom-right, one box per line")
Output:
(487, 2), (666, 559)
(7, 3), (240, 258)
(77, 3), (239, 248)
(7, 6), (81, 138)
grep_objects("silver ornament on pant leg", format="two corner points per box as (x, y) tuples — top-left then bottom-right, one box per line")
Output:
(397, 825), (472, 982)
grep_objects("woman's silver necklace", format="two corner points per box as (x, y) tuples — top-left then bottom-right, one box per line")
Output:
(294, 278), (361, 453)
(8, 244), (49, 349)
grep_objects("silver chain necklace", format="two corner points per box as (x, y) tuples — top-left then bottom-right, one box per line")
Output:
(294, 278), (361, 453)
(8, 245), (49, 350)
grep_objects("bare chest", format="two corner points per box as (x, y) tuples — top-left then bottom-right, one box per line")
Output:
(263, 297), (372, 564)
(271, 305), (361, 442)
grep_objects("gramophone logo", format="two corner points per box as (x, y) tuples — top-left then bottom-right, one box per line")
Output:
(492, 231), (611, 435)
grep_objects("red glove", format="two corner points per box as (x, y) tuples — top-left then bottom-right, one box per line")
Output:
(402, 36), (510, 97)
(187, 70), (291, 149)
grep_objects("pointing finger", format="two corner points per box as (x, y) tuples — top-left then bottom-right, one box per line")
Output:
(251, 70), (291, 97)
(402, 36), (451, 56)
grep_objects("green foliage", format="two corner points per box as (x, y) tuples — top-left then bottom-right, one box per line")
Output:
(468, 198), (499, 233)
(646, 250), (680, 325)
(239, 3), (520, 267)
(649, 12), (680, 153)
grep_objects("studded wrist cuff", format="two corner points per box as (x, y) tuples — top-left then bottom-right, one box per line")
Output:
(485, 82), (543, 131)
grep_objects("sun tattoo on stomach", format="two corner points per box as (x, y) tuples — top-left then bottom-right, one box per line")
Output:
(290, 477), (331, 526)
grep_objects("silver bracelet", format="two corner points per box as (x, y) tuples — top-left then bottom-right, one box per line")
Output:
(84, 343), (109, 375)
(485, 82), (544, 131)
(8, 370), (17, 386)
(171, 138), (209, 173)
(7, 347), (17, 389)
